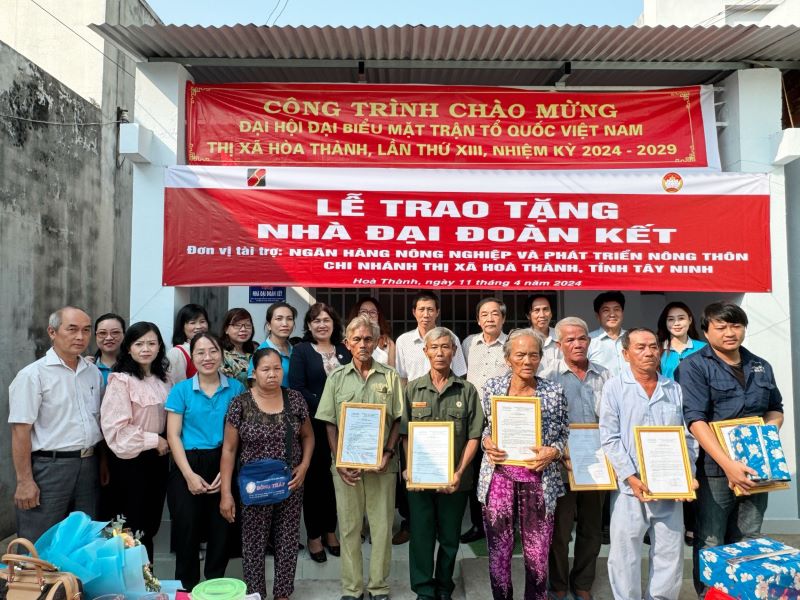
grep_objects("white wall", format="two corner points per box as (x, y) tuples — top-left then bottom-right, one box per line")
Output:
(638, 0), (799, 26)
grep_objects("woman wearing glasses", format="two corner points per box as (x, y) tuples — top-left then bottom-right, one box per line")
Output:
(220, 308), (257, 386)
(348, 296), (395, 367)
(92, 313), (126, 385)
(288, 302), (351, 562)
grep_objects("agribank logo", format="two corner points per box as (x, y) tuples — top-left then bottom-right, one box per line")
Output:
(247, 168), (267, 187)
(661, 172), (683, 193)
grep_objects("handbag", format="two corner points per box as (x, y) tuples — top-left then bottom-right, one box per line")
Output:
(0, 538), (82, 600)
(237, 388), (295, 506)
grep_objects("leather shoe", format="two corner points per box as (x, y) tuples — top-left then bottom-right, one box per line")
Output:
(392, 528), (410, 545)
(324, 540), (341, 557)
(340, 596), (362, 600)
(370, 595), (389, 600)
(459, 525), (485, 543)
(307, 539), (327, 563)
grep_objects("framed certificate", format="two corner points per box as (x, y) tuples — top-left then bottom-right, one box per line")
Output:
(335, 402), (386, 469)
(634, 426), (696, 500)
(711, 417), (790, 496)
(491, 396), (541, 466)
(407, 422), (454, 489)
(566, 424), (617, 491)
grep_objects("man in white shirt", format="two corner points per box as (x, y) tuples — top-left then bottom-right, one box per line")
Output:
(9, 306), (104, 542)
(461, 297), (509, 543)
(395, 291), (467, 386)
(587, 291), (627, 377)
(525, 294), (560, 373)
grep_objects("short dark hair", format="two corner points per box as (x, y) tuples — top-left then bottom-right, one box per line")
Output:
(113, 322), (168, 382)
(525, 294), (553, 315)
(656, 302), (700, 347)
(95, 313), (127, 332)
(251, 347), (282, 372)
(172, 304), (209, 347)
(302, 302), (344, 345)
(593, 291), (626, 314)
(348, 296), (391, 339)
(621, 327), (658, 350)
(701, 302), (748, 332)
(220, 308), (257, 354)
(412, 291), (439, 311)
(476, 297), (506, 319)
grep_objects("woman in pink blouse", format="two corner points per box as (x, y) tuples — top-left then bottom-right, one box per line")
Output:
(101, 321), (171, 563)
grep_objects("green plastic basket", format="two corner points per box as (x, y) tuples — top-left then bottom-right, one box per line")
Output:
(191, 578), (247, 600)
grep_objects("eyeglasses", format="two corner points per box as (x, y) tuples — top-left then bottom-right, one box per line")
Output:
(96, 330), (123, 339)
(359, 309), (379, 317)
(229, 322), (253, 331)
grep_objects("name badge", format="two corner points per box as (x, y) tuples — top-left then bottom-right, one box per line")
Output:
(412, 402), (427, 408)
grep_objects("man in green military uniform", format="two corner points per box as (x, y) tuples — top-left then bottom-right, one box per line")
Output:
(317, 315), (404, 600)
(401, 327), (484, 600)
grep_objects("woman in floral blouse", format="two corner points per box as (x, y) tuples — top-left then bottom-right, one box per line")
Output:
(479, 328), (569, 600)
(220, 308), (257, 386)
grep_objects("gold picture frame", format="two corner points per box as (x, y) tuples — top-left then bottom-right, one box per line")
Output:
(566, 424), (617, 491)
(710, 416), (790, 496)
(634, 425), (696, 500)
(335, 402), (386, 469)
(407, 421), (455, 490)
(490, 395), (542, 467)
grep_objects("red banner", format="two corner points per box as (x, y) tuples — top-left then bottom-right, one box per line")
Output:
(163, 167), (769, 291)
(186, 83), (717, 169)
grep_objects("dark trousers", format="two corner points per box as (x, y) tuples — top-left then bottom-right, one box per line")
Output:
(467, 446), (484, 530)
(167, 448), (231, 591)
(108, 449), (168, 563)
(303, 418), (337, 539)
(396, 444), (410, 527)
(693, 474), (768, 594)
(548, 489), (605, 594)
(408, 490), (468, 599)
(17, 455), (99, 544)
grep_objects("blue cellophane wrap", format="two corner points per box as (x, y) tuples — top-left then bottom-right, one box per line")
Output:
(31, 511), (182, 599)
(700, 538), (800, 599)
(729, 425), (791, 483)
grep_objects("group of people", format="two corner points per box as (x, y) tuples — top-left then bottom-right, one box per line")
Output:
(8, 290), (783, 600)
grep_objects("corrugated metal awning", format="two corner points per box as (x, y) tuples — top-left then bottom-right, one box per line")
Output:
(91, 23), (800, 86)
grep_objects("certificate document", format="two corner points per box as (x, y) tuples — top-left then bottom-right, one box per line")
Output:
(491, 396), (541, 466)
(407, 422), (454, 489)
(634, 426), (695, 500)
(567, 424), (617, 491)
(336, 403), (386, 469)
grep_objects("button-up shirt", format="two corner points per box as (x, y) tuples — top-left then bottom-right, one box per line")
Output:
(537, 327), (561, 375)
(588, 328), (627, 376)
(660, 338), (707, 380)
(165, 373), (245, 449)
(8, 348), (103, 452)
(396, 328), (467, 382)
(401, 372), (484, 491)
(540, 359), (610, 425)
(316, 359), (404, 472)
(463, 331), (509, 401)
(676, 344), (783, 477)
(599, 369), (698, 495)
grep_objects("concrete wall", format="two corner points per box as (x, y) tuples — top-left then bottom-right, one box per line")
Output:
(0, 0), (158, 537)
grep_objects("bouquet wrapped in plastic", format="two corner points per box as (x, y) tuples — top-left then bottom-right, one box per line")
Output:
(33, 511), (181, 599)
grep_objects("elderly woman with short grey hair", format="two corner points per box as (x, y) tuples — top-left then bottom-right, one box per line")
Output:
(478, 328), (569, 600)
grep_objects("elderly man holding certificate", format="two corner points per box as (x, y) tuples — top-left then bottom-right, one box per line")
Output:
(599, 328), (699, 600)
(478, 328), (569, 600)
(401, 326), (483, 600)
(540, 317), (611, 600)
(316, 315), (404, 600)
